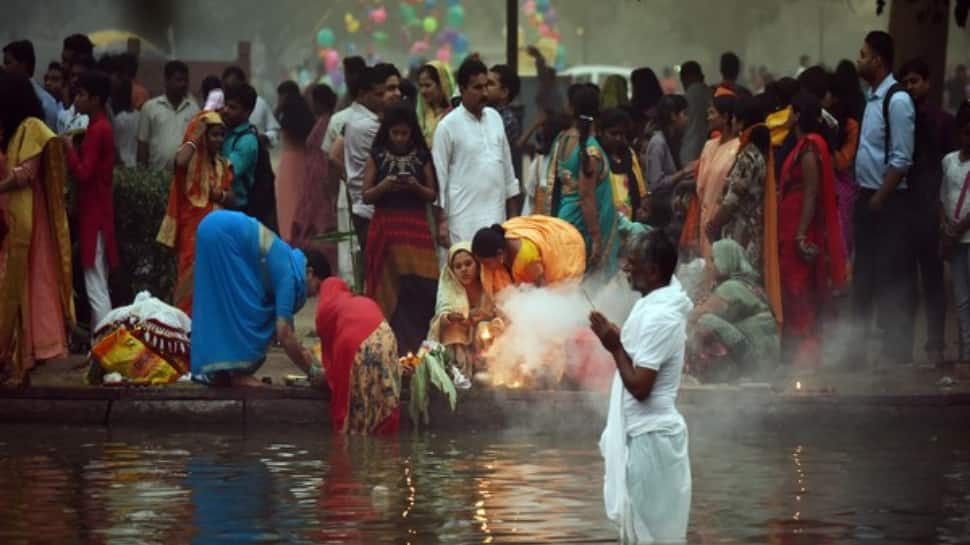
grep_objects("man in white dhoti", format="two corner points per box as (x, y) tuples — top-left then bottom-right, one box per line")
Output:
(590, 229), (693, 544)
(432, 57), (520, 247)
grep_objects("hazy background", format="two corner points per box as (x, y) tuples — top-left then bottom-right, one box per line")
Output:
(3, 0), (970, 103)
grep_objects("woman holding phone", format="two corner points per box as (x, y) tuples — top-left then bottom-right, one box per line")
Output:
(361, 104), (439, 355)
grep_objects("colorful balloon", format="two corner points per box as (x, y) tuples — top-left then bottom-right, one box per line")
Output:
(410, 39), (430, 55)
(523, 0), (536, 16)
(446, 4), (464, 26)
(324, 49), (341, 72)
(316, 28), (336, 48)
(424, 0), (435, 9)
(536, 0), (550, 11)
(447, 0), (461, 6)
(539, 23), (550, 35)
(369, 6), (388, 24)
(453, 33), (468, 53)
(400, 3), (418, 24)
(372, 30), (389, 44)
(345, 13), (361, 33)
(436, 44), (451, 63)
(422, 15), (438, 34)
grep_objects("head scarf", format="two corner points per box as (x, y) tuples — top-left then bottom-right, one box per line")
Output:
(601, 75), (630, 109)
(203, 88), (224, 111)
(416, 61), (456, 147)
(712, 239), (758, 284)
(428, 242), (490, 344)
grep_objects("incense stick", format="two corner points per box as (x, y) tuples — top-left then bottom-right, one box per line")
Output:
(580, 286), (596, 309)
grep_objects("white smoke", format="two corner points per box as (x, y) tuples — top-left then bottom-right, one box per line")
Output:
(479, 275), (640, 389)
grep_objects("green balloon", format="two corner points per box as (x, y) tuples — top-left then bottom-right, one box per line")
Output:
(447, 5), (464, 27)
(372, 30), (389, 43)
(423, 16), (438, 34)
(400, 3), (417, 24)
(316, 27), (335, 48)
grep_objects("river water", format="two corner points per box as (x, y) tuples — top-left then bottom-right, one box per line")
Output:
(0, 422), (967, 544)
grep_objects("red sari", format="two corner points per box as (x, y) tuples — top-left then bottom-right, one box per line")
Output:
(316, 278), (401, 434)
(778, 134), (848, 368)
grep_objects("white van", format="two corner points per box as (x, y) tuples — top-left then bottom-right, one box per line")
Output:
(559, 65), (633, 92)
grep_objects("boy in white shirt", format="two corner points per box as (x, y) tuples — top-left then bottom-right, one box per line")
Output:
(941, 103), (970, 363)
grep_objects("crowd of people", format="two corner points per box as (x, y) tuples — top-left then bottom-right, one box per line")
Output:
(2, 29), (970, 424)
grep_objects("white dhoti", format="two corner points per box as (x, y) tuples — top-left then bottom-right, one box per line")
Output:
(600, 277), (693, 544)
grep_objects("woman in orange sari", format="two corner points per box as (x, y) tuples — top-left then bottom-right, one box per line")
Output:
(471, 215), (587, 294)
(0, 73), (74, 385)
(156, 111), (233, 315)
(778, 93), (847, 369)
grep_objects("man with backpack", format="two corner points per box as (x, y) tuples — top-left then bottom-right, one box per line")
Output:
(900, 57), (958, 365)
(222, 83), (277, 231)
(851, 31), (917, 367)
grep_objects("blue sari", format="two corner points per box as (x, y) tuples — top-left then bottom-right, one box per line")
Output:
(550, 133), (621, 278)
(191, 210), (307, 383)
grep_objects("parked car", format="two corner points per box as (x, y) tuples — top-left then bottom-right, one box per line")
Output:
(559, 64), (633, 93)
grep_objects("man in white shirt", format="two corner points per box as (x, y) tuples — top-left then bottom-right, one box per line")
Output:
(222, 66), (281, 148)
(137, 61), (199, 172)
(433, 58), (520, 246)
(590, 229), (692, 545)
(343, 65), (402, 250)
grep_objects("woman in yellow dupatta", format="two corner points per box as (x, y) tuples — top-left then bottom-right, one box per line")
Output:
(0, 73), (74, 385)
(427, 242), (496, 376)
(156, 111), (233, 315)
(471, 215), (587, 292)
(416, 61), (455, 149)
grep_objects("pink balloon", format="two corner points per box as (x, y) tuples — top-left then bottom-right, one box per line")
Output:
(369, 6), (387, 24)
(523, 0), (536, 16)
(410, 40), (430, 55)
(324, 49), (341, 72)
(435, 45), (451, 63)
(539, 23), (550, 35)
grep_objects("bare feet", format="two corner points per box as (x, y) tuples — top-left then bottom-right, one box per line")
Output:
(229, 373), (267, 388)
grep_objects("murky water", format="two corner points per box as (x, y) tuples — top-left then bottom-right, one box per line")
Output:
(0, 422), (968, 544)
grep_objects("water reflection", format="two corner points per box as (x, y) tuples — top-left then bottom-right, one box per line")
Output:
(0, 424), (968, 544)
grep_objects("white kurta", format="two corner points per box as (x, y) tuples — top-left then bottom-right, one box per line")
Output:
(600, 277), (693, 544)
(433, 104), (520, 245)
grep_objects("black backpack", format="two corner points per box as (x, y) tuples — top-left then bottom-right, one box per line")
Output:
(234, 126), (278, 233)
(881, 82), (917, 165)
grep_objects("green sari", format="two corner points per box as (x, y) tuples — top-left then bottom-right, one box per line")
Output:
(548, 133), (620, 278)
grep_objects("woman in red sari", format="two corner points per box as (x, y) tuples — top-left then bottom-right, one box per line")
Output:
(778, 93), (848, 369)
(156, 111), (233, 315)
(315, 276), (401, 434)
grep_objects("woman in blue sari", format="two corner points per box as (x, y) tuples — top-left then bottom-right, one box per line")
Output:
(548, 84), (621, 278)
(191, 210), (329, 386)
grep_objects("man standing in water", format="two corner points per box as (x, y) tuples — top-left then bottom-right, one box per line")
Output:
(590, 229), (692, 544)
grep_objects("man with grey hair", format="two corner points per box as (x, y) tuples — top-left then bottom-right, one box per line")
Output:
(590, 229), (693, 543)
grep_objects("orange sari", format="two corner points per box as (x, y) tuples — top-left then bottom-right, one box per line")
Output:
(0, 118), (75, 383)
(697, 136), (740, 259)
(156, 111), (232, 315)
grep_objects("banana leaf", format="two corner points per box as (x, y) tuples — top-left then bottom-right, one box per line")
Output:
(408, 345), (458, 429)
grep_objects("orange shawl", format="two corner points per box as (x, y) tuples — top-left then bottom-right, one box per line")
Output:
(739, 124), (783, 324)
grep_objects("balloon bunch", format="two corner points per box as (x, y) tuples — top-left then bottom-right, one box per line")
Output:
(400, 0), (469, 68)
(312, 0), (474, 90)
(521, 0), (565, 71)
